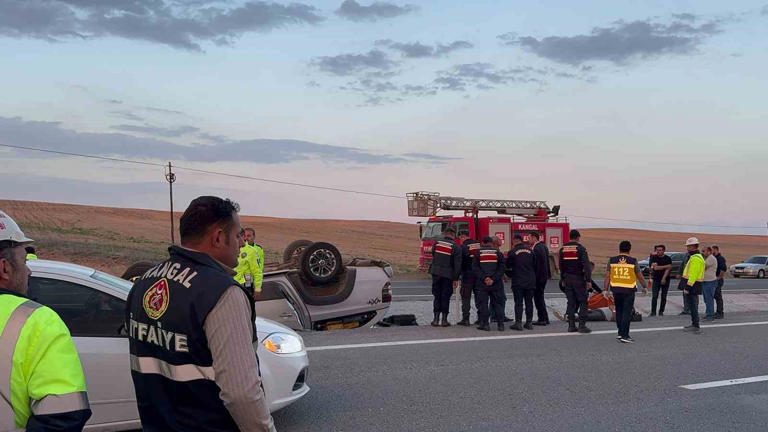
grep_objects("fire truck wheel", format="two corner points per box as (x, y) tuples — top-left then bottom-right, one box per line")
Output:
(121, 261), (157, 283)
(299, 242), (343, 285)
(283, 239), (314, 264)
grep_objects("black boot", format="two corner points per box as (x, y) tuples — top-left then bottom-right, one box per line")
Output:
(523, 320), (533, 330)
(568, 317), (577, 332)
(477, 322), (490, 331)
(440, 313), (451, 327)
(497, 321), (505, 331)
(510, 322), (523, 331)
(578, 322), (592, 334)
(457, 317), (471, 326)
(431, 313), (440, 327)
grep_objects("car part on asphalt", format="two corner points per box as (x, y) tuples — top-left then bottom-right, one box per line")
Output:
(299, 241), (343, 285)
(282, 239), (314, 264)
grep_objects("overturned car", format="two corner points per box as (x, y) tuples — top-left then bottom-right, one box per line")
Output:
(123, 240), (392, 331)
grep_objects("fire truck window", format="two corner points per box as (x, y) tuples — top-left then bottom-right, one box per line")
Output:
(421, 221), (448, 240)
(453, 222), (469, 237)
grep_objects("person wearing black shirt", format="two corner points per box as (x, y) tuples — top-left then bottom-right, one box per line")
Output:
(604, 241), (648, 343)
(530, 232), (551, 325)
(648, 245), (672, 316)
(712, 245), (727, 319)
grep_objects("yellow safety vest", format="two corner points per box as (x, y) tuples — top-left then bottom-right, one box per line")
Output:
(609, 255), (638, 289)
(0, 294), (90, 430)
(234, 244), (264, 293)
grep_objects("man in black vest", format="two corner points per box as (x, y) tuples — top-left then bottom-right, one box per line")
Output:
(473, 236), (506, 331)
(126, 196), (275, 432)
(530, 232), (551, 325)
(604, 241), (648, 343)
(457, 230), (480, 326)
(429, 227), (462, 327)
(559, 229), (592, 333)
(507, 234), (538, 331)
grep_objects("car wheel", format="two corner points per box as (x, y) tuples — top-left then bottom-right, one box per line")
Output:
(299, 242), (343, 285)
(759, 270), (765, 279)
(121, 261), (157, 282)
(733, 275), (740, 278)
(283, 239), (313, 264)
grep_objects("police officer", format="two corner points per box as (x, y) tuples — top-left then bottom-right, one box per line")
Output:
(530, 232), (551, 325)
(0, 210), (91, 431)
(473, 236), (506, 331)
(235, 227), (265, 297)
(24, 246), (38, 260)
(559, 229), (592, 333)
(429, 227), (462, 327)
(457, 230), (480, 326)
(126, 196), (275, 432)
(506, 234), (538, 331)
(603, 241), (648, 343)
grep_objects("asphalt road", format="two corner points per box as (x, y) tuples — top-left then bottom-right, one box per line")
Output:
(273, 312), (768, 431)
(391, 278), (768, 301)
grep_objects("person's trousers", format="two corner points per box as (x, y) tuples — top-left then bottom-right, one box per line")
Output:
(431, 275), (453, 314)
(476, 283), (505, 325)
(702, 280), (718, 318)
(715, 279), (724, 316)
(564, 275), (588, 325)
(685, 291), (700, 327)
(460, 273), (476, 321)
(613, 291), (636, 338)
(650, 279), (670, 314)
(512, 285), (535, 323)
(679, 278), (690, 313)
(533, 280), (549, 322)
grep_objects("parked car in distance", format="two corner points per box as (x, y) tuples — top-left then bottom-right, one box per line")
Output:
(730, 255), (768, 278)
(638, 252), (687, 279)
(27, 259), (310, 432)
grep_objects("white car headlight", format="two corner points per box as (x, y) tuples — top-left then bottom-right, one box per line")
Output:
(262, 333), (304, 354)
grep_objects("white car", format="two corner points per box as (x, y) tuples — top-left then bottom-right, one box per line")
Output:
(730, 255), (768, 279)
(27, 259), (310, 432)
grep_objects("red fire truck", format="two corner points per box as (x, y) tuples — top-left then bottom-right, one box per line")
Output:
(407, 192), (570, 271)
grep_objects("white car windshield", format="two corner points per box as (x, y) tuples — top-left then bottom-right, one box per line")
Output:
(744, 257), (768, 265)
(91, 271), (133, 293)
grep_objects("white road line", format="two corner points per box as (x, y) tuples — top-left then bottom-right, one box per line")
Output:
(680, 375), (768, 390)
(306, 321), (768, 352)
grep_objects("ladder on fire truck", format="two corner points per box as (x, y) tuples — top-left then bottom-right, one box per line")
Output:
(407, 191), (559, 219)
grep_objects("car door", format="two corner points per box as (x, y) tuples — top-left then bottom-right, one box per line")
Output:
(27, 273), (137, 428)
(255, 278), (309, 331)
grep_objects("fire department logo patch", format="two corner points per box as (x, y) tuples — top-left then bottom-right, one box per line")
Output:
(143, 278), (170, 320)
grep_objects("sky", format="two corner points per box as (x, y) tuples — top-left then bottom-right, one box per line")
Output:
(1, 0), (767, 235)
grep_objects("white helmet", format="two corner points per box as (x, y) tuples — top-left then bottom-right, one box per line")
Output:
(0, 210), (34, 244)
(685, 237), (699, 246)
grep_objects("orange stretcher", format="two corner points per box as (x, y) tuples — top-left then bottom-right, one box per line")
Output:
(588, 292), (614, 310)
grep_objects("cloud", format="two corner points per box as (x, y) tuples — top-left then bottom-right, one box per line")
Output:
(433, 63), (559, 91)
(500, 16), (723, 65)
(138, 106), (187, 116)
(376, 39), (473, 58)
(0, 115), (452, 165)
(0, 0), (324, 52)
(335, 0), (416, 22)
(312, 49), (398, 76)
(104, 99), (124, 105)
(763, 5), (768, 15)
(110, 110), (145, 122)
(112, 124), (200, 138)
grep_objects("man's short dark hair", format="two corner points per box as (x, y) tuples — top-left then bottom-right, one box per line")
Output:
(482, 236), (493, 244)
(570, 229), (580, 239)
(712, 244), (719, 251)
(244, 227), (256, 236)
(0, 241), (21, 269)
(513, 234), (523, 242)
(180, 196), (240, 243)
(458, 230), (470, 237)
(619, 240), (631, 253)
(444, 227), (456, 235)
(654, 244), (666, 251)
(25, 246), (35, 255)
(530, 232), (540, 239)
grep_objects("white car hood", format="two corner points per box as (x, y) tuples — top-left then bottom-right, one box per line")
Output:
(735, 263), (764, 268)
(256, 316), (296, 337)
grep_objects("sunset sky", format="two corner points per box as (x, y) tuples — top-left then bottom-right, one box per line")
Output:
(1, 0), (767, 234)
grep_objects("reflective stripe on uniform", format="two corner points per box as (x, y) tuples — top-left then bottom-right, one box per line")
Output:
(561, 245), (579, 260)
(434, 241), (453, 256)
(479, 251), (498, 263)
(29, 392), (89, 416)
(130, 355), (216, 382)
(1, 300), (42, 430)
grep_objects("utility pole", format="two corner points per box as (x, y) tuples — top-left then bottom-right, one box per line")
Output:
(165, 162), (176, 244)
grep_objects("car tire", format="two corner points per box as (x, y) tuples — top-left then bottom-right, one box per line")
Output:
(759, 270), (765, 279)
(733, 275), (740, 278)
(299, 242), (343, 285)
(283, 239), (314, 264)
(121, 261), (157, 282)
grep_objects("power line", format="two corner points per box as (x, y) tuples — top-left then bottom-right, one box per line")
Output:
(2, 143), (764, 230)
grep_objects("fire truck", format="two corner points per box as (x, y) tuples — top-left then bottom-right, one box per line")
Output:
(407, 192), (570, 271)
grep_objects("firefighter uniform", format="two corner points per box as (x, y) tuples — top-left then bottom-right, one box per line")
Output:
(607, 254), (640, 340)
(429, 237), (462, 326)
(234, 243), (264, 295)
(126, 246), (259, 432)
(506, 243), (538, 330)
(473, 247), (506, 331)
(559, 241), (592, 332)
(459, 239), (481, 325)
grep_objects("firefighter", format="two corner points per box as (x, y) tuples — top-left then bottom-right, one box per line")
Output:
(506, 234), (538, 331)
(429, 227), (462, 327)
(490, 235), (514, 323)
(473, 236), (506, 331)
(457, 230), (480, 326)
(126, 196), (275, 432)
(603, 241), (648, 343)
(236, 227), (265, 296)
(530, 232), (551, 325)
(559, 229), (592, 333)
(0, 210), (92, 431)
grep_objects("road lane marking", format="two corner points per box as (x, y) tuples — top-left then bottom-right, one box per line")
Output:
(680, 375), (768, 390)
(306, 321), (768, 351)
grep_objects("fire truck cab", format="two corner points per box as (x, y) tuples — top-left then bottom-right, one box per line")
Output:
(408, 192), (569, 271)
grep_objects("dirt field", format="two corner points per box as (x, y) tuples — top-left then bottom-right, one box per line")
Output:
(2, 200), (766, 277)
